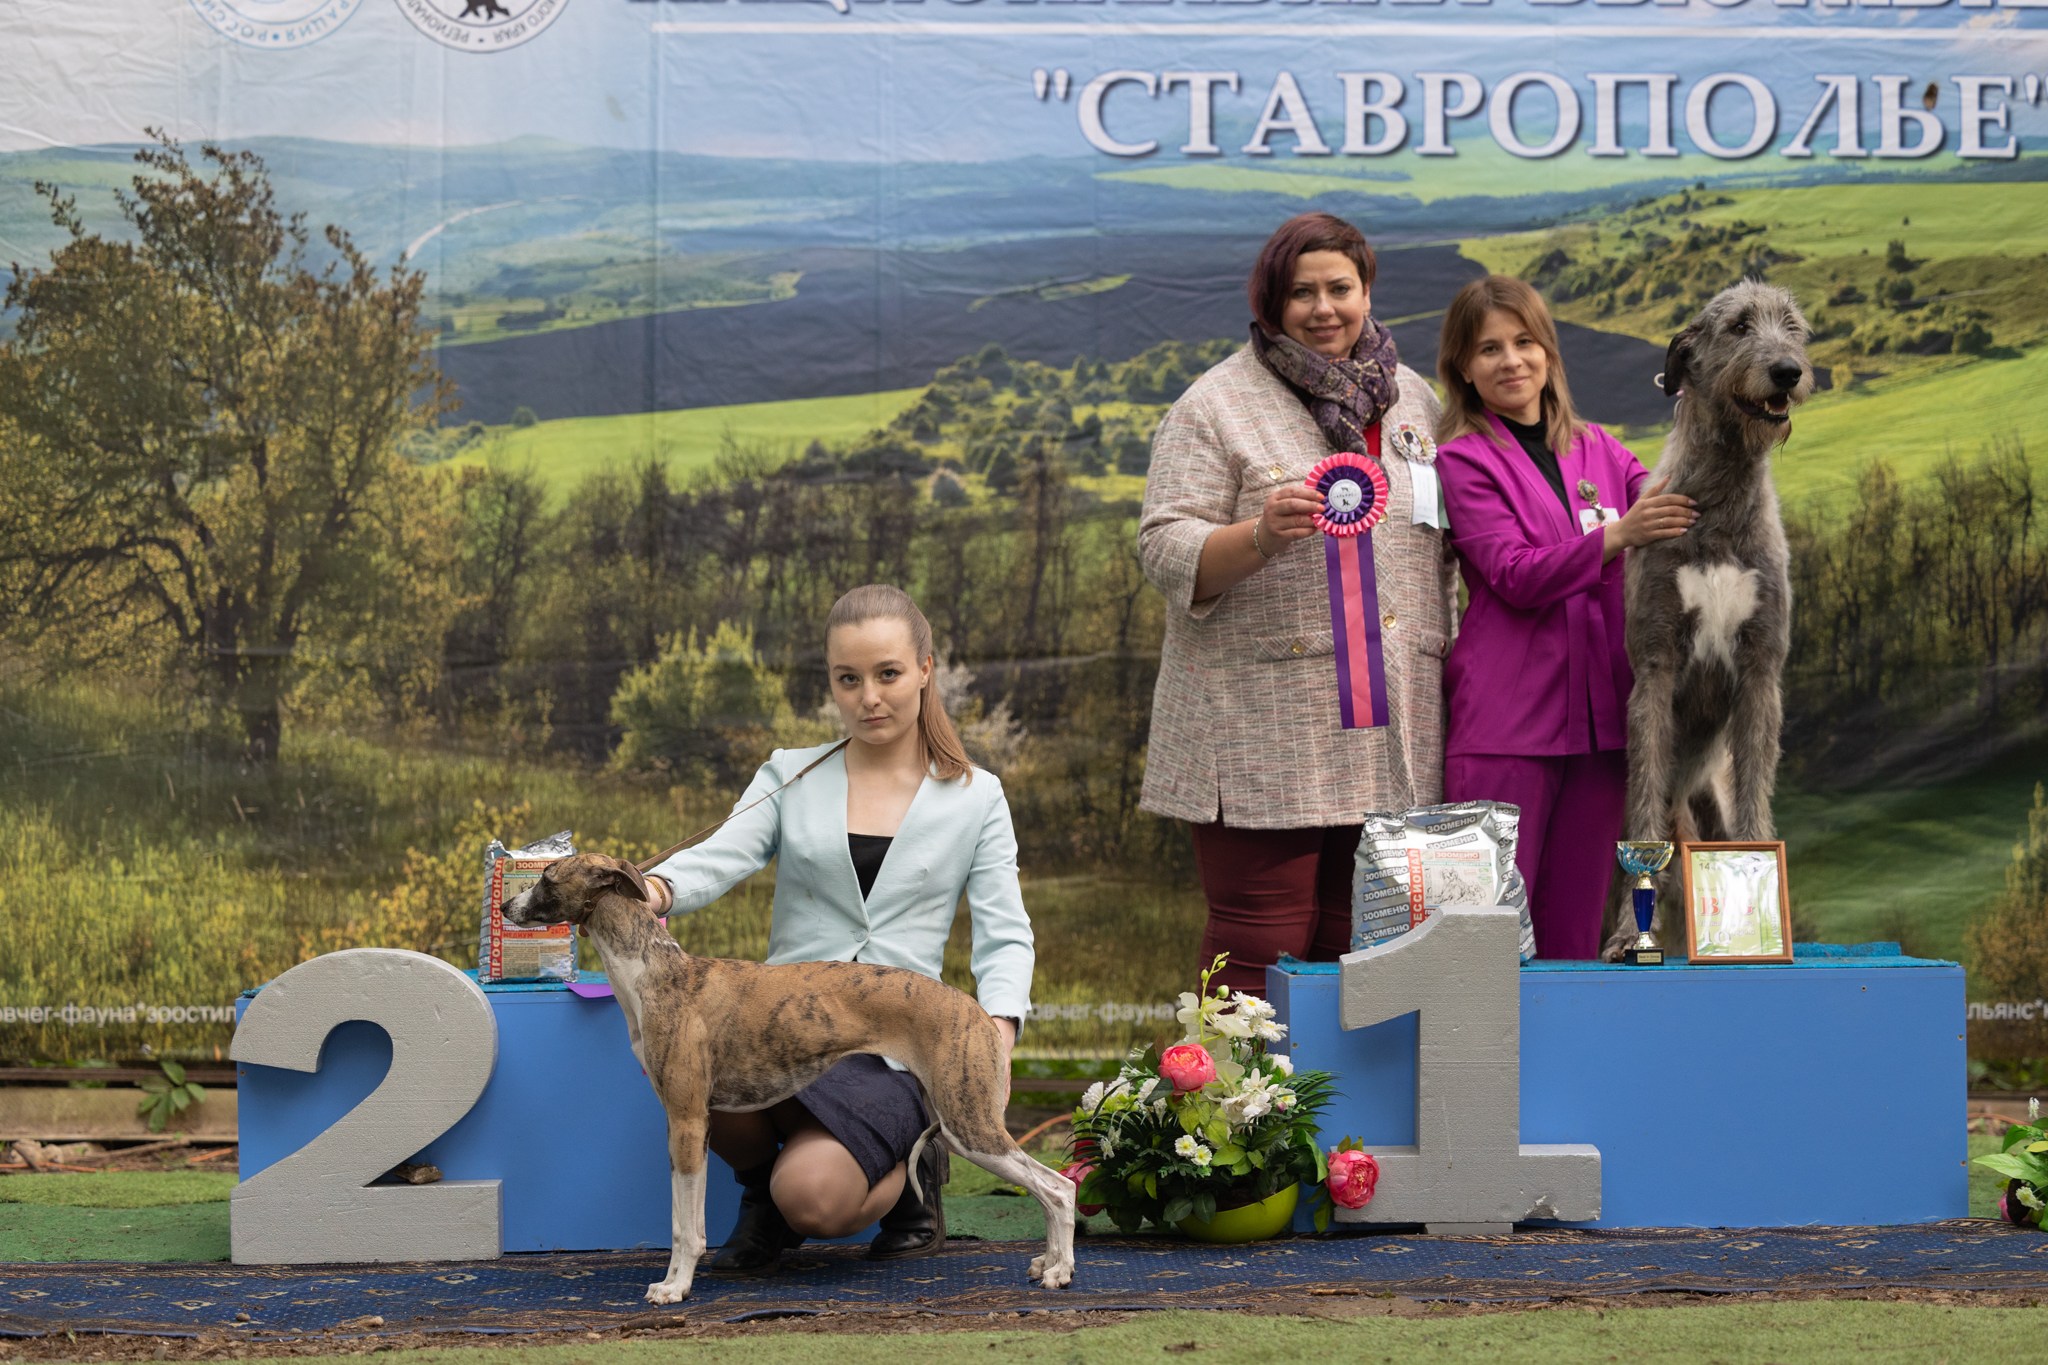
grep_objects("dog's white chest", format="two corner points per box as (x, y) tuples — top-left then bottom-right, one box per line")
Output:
(1676, 563), (1761, 670)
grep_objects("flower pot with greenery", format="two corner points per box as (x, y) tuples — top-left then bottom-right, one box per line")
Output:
(1065, 954), (1338, 1241)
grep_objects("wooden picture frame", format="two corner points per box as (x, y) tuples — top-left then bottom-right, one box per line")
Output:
(1679, 841), (1793, 963)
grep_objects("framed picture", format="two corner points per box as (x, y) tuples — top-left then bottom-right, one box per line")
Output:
(1679, 841), (1793, 963)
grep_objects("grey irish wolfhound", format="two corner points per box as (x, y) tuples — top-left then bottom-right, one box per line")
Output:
(1600, 281), (1815, 961)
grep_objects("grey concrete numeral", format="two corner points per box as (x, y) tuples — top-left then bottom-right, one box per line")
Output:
(1337, 905), (1601, 1233)
(230, 949), (502, 1264)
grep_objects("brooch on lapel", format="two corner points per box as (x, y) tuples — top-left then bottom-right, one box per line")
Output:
(1577, 479), (1600, 505)
(1389, 421), (1437, 465)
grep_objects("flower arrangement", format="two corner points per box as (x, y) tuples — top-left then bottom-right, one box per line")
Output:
(1975, 1097), (2047, 1229)
(1066, 954), (1337, 1233)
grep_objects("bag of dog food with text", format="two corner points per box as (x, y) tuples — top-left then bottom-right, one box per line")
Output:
(1351, 802), (1536, 962)
(478, 829), (578, 984)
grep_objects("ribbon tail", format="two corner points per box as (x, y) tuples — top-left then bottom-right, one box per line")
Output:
(1355, 534), (1390, 728)
(1326, 532), (1390, 730)
(1326, 536), (1355, 730)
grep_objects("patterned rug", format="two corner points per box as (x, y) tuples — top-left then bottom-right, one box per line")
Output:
(3, 1222), (2044, 1338)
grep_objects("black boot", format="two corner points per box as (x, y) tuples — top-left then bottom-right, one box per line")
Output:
(710, 1161), (803, 1273)
(868, 1140), (948, 1260)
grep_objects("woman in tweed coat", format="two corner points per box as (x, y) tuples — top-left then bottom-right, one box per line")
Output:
(1138, 212), (1456, 994)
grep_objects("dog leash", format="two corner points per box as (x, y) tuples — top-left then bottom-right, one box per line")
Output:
(634, 738), (852, 874)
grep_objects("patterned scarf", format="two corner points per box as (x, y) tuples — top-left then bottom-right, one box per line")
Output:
(1250, 316), (1402, 453)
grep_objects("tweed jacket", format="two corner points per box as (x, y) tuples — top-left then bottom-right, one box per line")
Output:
(1138, 347), (1456, 829)
(646, 742), (1034, 1021)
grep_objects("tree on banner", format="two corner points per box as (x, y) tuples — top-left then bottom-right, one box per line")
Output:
(0, 134), (453, 762)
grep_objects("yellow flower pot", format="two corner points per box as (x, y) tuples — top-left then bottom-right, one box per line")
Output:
(1175, 1183), (1300, 1244)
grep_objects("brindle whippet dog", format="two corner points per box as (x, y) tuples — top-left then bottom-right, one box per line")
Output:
(502, 852), (1076, 1304)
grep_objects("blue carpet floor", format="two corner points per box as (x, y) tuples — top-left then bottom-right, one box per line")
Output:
(2, 1222), (2044, 1338)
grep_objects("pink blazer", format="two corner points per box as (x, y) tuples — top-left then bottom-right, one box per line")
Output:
(1435, 414), (1649, 758)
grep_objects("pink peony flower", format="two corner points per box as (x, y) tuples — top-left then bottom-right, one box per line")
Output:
(1061, 1161), (1104, 1216)
(1159, 1043), (1218, 1093)
(1327, 1148), (1380, 1209)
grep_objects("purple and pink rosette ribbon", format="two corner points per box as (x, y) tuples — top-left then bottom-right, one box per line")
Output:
(1306, 433), (1391, 730)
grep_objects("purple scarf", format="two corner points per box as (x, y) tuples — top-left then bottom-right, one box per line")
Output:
(1251, 317), (1402, 453)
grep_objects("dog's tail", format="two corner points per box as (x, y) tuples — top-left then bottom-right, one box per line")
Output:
(906, 1120), (946, 1199)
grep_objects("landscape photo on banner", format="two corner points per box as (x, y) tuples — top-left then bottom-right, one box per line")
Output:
(1, 0), (2045, 1079)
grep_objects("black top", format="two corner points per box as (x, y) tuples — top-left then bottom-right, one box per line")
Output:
(1500, 415), (1573, 516)
(848, 833), (894, 901)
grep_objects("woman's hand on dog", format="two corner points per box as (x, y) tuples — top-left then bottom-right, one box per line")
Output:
(1604, 477), (1696, 562)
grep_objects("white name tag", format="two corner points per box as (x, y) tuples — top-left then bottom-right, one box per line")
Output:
(1579, 506), (1621, 535)
(1409, 461), (1447, 531)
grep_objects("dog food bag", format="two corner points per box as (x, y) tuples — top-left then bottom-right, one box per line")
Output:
(478, 829), (578, 984)
(1351, 802), (1537, 962)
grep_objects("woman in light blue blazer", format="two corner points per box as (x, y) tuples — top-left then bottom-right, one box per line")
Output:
(643, 584), (1035, 1270)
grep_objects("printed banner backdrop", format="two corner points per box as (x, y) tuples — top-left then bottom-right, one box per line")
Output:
(3, 0), (2047, 1077)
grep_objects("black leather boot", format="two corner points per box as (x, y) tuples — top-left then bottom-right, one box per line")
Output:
(868, 1140), (948, 1260)
(710, 1161), (803, 1272)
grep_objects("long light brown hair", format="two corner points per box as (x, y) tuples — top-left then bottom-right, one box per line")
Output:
(1436, 275), (1583, 458)
(825, 584), (972, 783)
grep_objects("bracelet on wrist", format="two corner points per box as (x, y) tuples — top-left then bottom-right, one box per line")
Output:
(1251, 519), (1277, 560)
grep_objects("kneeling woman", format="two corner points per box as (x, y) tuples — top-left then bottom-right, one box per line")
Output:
(642, 585), (1034, 1267)
(1433, 276), (1695, 959)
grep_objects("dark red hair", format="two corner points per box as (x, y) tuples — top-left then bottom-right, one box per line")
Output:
(1247, 212), (1378, 333)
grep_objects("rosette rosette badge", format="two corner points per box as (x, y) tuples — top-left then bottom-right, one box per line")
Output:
(1306, 446), (1393, 730)
(1308, 452), (1389, 539)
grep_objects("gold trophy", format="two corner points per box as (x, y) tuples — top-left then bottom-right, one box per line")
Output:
(1615, 841), (1675, 965)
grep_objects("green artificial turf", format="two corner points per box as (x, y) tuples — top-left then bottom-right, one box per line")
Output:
(0, 1202), (228, 1264)
(17, 1303), (2036, 1363)
(0, 1171), (235, 1209)
(0, 1144), (2009, 1267)
(0, 1170), (1078, 1263)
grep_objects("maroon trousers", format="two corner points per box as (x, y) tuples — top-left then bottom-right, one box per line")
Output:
(1191, 822), (1362, 996)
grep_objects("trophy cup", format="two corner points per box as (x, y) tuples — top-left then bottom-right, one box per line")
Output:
(1615, 841), (1675, 965)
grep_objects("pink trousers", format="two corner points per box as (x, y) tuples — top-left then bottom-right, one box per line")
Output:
(1443, 751), (1626, 961)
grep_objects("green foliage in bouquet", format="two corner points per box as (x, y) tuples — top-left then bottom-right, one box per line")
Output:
(1067, 954), (1336, 1232)
(1974, 1097), (2048, 1228)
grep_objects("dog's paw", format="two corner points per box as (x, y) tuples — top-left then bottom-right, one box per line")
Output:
(1028, 1253), (1074, 1289)
(644, 1278), (691, 1305)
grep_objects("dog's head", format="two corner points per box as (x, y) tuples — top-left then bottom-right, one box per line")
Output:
(1660, 281), (1814, 434)
(501, 853), (650, 928)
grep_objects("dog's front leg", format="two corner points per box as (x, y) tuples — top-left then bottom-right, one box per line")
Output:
(1722, 645), (1785, 842)
(648, 1111), (710, 1304)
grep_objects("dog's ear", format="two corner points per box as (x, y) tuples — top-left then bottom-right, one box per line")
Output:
(1660, 322), (1700, 397)
(594, 857), (650, 903)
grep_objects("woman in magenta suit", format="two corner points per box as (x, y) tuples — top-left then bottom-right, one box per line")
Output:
(1433, 276), (1696, 959)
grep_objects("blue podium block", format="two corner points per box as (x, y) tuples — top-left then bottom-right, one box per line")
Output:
(236, 977), (774, 1254)
(1268, 946), (1968, 1228)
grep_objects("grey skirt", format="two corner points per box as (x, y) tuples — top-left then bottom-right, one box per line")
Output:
(794, 1054), (930, 1188)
